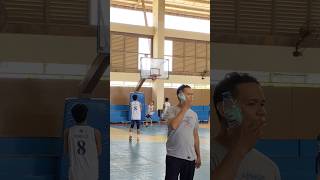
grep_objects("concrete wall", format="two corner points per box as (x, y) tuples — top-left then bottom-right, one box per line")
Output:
(212, 43), (320, 73)
(0, 33), (96, 64)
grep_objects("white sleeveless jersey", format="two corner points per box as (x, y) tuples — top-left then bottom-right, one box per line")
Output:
(68, 125), (99, 180)
(131, 101), (141, 120)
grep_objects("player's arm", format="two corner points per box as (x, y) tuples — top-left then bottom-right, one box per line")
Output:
(63, 128), (69, 155)
(95, 129), (102, 156)
(194, 125), (201, 168)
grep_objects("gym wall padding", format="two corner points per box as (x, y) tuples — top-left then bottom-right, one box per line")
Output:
(0, 78), (107, 137)
(0, 137), (61, 180)
(110, 105), (209, 123)
(0, 138), (315, 180)
(255, 140), (317, 180)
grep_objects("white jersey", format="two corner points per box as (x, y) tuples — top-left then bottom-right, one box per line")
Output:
(131, 101), (141, 120)
(68, 125), (99, 180)
(163, 102), (171, 115)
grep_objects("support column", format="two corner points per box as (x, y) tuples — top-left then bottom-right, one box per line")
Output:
(152, 0), (165, 110)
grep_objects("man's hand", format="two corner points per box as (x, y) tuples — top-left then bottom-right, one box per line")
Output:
(232, 118), (267, 156)
(195, 156), (201, 169)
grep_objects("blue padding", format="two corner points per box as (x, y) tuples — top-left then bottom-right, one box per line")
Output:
(110, 116), (127, 123)
(277, 159), (316, 180)
(280, 172), (316, 180)
(151, 113), (160, 122)
(0, 174), (56, 180)
(272, 157), (315, 172)
(0, 157), (58, 175)
(198, 115), (209, 121)
(111, 105), (129, 111)
(200, 119), (209, 122)
(273, 158), (300, 172)
(191, 106), (203, 111)
(255, 140), (299, 157)
(0, 138), (61, 156)
(110, 111), (129, 123)
(298, 158), (316, 172)
(110, 111), (128, 117)
(196, 110), (209, 121)
(300, 140), (317, 158)
(203, 106), (210, 111)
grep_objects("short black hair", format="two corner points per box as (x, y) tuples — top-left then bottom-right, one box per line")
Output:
(132, 94), (138, 101)
(165, 97), (169, 102)
(71, 104), (88, 123)
(176, 84), (191, 96)
(213, 72), (259, 125)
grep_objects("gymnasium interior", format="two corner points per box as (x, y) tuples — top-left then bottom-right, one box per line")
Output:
(109, 0), (210, 179)
(0, 0), (109, 179)
(211, 1), (320, 180)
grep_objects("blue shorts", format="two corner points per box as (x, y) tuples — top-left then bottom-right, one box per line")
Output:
(130, 120), (141, 129)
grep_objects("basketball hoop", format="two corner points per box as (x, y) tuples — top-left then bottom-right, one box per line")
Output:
(140, 57), (169, 80)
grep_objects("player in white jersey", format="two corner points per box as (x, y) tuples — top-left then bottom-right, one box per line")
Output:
(162, 97), (171, 120)
(145, 100), (155, 127)
(129, 94), (142, 141)
(64, 104), (102, 180)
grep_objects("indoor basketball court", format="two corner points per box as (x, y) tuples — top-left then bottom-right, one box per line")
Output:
(109, 0), (210, 179)
(110, 56), (210, 179)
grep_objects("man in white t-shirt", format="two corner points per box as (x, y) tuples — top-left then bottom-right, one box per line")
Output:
(129, 94), (142, 141)
(162, 97), (171, 120)
(64, 104), (102, 180)
(211, 72), (281, 180)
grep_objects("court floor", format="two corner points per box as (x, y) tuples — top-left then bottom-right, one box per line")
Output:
(110, 123), (210, 180)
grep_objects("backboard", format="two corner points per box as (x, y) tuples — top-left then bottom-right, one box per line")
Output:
(140, 57), (169, 80)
